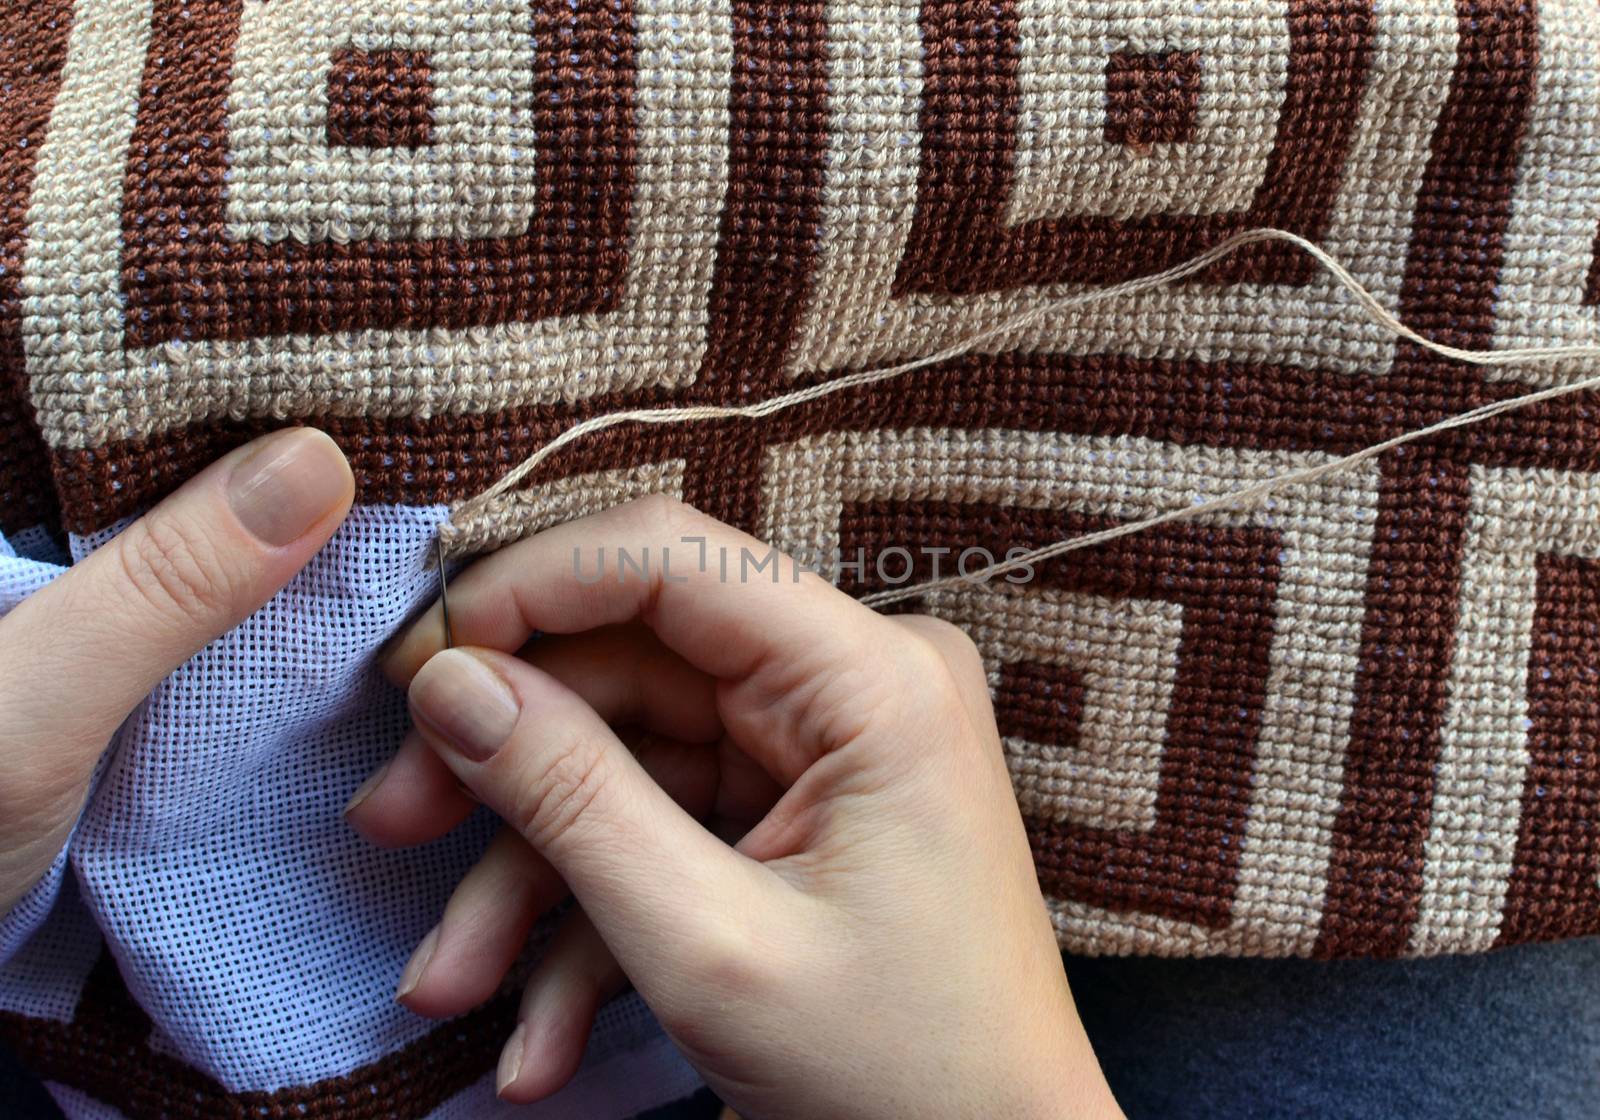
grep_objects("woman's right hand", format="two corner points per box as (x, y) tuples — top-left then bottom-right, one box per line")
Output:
(356, 498), (1122, 1119)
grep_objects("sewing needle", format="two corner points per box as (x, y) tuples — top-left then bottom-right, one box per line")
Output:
(435, 534), (455, 650)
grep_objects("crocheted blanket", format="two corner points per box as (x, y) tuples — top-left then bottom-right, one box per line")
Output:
(4, 0), (1599, 995)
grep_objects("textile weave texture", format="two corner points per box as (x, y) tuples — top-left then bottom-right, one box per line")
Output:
(0, 512), (706, 1119)
(2, 0), (1600, 1110)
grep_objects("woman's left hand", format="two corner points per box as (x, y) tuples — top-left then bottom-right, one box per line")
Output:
(0, 429), (353, 913)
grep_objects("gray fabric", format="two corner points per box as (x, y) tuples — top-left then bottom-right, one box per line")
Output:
(1066, 938), (1600, 1119)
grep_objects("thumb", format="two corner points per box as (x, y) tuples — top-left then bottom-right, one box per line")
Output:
(406, 648), (773, 967)
(0, 428), (353, 873)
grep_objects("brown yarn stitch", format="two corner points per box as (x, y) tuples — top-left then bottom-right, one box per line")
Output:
(4, 5), (1600, 1110)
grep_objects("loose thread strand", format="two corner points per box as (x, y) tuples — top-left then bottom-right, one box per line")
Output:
(442, 226), (1600, 603)
(860, 368), (1600, 608)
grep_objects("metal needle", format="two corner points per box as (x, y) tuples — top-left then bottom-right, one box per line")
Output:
(435, 535), (454, 650)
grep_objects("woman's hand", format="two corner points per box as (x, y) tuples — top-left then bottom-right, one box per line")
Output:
(359, 497), (1121, 1119)
(0, 429), (353, 913)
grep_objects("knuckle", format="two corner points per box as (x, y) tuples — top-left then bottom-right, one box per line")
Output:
(115, 515), (234, 625)
(658, 929), (782, 1064)
(896, 615), (987, 688)
(896, 625), (961, 687)
(675, 919), (779, 1005)
(510, 735), (611, 851)
(890, 621), (988, 733)
(630, 492), (696, 541)
(911, 614), (985, 674)
(617, 493), (702, 618)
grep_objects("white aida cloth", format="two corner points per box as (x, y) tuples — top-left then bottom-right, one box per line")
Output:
(0, 507), (701, 1117)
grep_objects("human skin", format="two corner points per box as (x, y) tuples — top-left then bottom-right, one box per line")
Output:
(359, 496), (1123, 1119)
(0, 426), (1117, 1119)
(0, 428), (354, 915)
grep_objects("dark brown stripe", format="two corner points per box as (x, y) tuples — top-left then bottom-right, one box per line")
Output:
(1313, 452), (1473, 957)
(680, 0), (829, 527)
(890, 0), (1021, 299)
(838, 499), (1280, 929)
(0, 948), (520, 1120)
(1314, 0), (1540, 958)
(692, 0), (828, 401)
(0, 0), (72, 533)
(1495, 552), (1600, 946)
(121, 0), (635, 347)
(893, 0), (1375, 296)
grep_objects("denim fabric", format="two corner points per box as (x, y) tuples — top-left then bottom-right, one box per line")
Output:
(1066, 937), (1600, 1119)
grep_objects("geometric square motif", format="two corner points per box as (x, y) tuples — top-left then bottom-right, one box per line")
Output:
(1007, 1), (1286, 227)
(326, 48), (435, 150)
(938, 585), (1184, 834)
(1104, 50), (1202, 148)
(226, 0), (536, 244)
(759, 427), (1382, 955)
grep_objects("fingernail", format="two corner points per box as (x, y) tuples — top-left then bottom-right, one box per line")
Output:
(496, 1023), (527, 1096)
(227, 429), (351, 547)
(409, 650), (520, 763)
(342, 762), (390, 816)
(396, 925), (439, 1000)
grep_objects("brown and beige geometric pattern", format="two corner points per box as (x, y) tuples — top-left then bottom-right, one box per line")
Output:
(5, 0), (1600, 970)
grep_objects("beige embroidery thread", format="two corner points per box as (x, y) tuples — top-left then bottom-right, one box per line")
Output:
(441, 226), (1600, 603)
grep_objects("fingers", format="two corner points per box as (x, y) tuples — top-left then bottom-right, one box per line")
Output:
(386, 497), (906, 782)
(386, 496), (869, 679)
(391, 623), (724, 746)
(406, 646), (781, 969)
(0, 429), (353, 908)
(521, 626), (722, 745)
(394, 734), (719, 1021)
(395, 829), (565, 1019)
(343, 730), (477, 848)
(498, 911), (627, 1104)
(353, 627), (722, 847)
